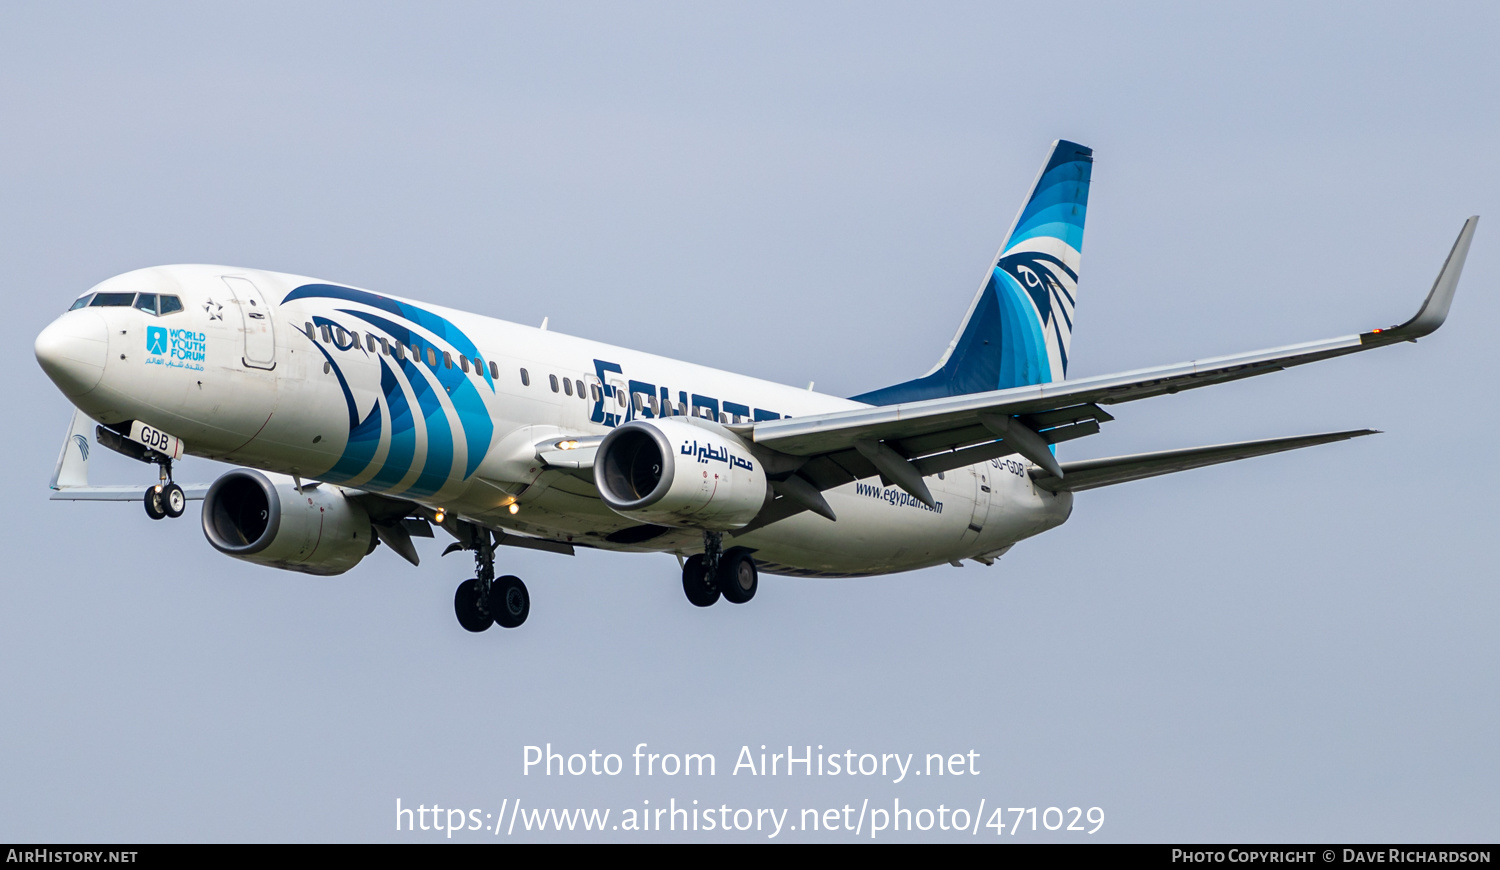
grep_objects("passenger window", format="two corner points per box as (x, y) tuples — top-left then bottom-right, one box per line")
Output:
(549, 374), (559, 393)
(367, 334), (378, 353)
(489, 361), (499, 380)
(460, 355), (470, 374)
(520, 368), (530, 386)
(590, 384), (601, 403)
(320, 325), (333, 343)
(562, 378), (572, 396)
(69, 294), (93, 311)
(632, 392), (643, 413)
(575, 379), (586, 399)
(89, 292), (135, 307)
(134, 294), (159, 315)
(380, 337), (390, 355)
(158, 296), (183, 315)
(304, 322), (316, 341)
(443, 351), (453, 369)
(427, 347), (438, 367)
(394, 343), (406, 361)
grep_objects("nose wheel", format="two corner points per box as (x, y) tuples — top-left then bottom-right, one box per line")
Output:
(144, 486), (166, 520)
(142, 458), (184, 520)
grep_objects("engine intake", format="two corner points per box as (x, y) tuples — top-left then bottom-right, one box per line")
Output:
(202, 469), (373, 575)
(595, 419), (768, 530)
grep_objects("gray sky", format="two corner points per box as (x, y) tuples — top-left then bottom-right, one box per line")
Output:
(2, 2), (1496, 842)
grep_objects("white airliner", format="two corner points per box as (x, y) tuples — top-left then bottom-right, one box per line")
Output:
(34, 140), (1477, 632)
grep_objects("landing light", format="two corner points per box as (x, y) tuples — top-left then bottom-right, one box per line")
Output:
(508, 503), (520, 515)
(557, 439), (580, 450)
(434, 508), (446, 523)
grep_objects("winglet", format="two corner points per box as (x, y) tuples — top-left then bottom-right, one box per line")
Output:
(1365, 216), (1478, 343)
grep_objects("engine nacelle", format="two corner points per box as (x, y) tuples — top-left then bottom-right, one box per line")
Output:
(594, 418), (768, 530)
(202, 469), (373, 576)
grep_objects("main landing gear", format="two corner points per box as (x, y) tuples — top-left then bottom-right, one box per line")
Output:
(681, 531), (758, 607)
(142, 457), (184, 521)
(452, 526), (530, 632)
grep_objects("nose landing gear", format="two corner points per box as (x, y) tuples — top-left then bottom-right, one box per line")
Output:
(142, 458), (185, 520)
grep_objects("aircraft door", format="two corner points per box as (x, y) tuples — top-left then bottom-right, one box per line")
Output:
(961, 466), (991, 543)
(221, 276), (276, 370)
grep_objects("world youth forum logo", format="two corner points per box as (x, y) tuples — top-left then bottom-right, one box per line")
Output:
(146, 326), (168, 356)
(145, 325), (206, 370)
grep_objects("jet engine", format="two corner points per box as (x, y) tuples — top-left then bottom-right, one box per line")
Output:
(594, 418), (768, 530)
(202, 469), (374, 575)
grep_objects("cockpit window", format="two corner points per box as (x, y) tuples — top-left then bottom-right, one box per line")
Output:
(69, 292), (180, 314)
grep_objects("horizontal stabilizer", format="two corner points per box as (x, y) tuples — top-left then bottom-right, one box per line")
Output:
(50, 408), (211, 501)
(50, 484), (210, 501)
(1029, 429), (1378, 492)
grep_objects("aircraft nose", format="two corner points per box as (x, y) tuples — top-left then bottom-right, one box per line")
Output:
(35, 311), (107, 397)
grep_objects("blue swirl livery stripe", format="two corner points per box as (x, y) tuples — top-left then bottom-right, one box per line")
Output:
(284, 284), (496, 495)
(1004, 142), (1092, 251)
(285, 284), (495, 391)
(399, 353), (456, 498)
(338, 308), (492, 481)
(850, 140), (1091, 406)
(309, 315), (382, 481)
(364, 359), (418, 492)
(993, 269), (1051, 387)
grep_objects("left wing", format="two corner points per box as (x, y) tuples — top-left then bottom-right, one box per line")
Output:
(730, 218), (1474, 525)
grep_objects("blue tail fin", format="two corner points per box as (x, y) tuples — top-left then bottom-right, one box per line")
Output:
(852, 139), (1092, 405)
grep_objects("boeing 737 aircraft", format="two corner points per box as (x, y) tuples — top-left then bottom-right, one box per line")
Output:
(34, 140), (1477, 633)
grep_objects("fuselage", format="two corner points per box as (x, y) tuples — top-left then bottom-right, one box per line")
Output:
(35, 265), (1072, 576)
